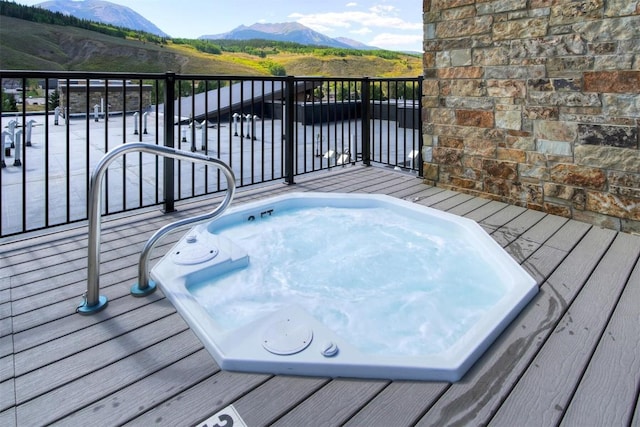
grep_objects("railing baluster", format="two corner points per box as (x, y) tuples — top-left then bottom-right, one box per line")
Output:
(44, 78), (51, 228)
(122, 78), (128, 210)
(361, 77), (371, 166)
(163, 72), (176, 213)
(103, 78), (110, 213)
(284, 76), (295, 185)
(417, 76), (424, 177)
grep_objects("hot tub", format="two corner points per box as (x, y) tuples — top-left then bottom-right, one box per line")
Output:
(151, 192), (537, 381)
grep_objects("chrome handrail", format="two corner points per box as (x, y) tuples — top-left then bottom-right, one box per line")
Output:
(78, 142), (236, 315)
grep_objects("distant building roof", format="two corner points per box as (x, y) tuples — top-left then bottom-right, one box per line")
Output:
(58, 79), (150, 88)
(160, 79), (321, 122)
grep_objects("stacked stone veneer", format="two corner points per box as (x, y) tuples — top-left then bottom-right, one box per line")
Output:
(422, 0), (640, 233)
(60, 84), (152, 115)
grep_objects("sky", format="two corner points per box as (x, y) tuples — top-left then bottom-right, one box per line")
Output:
(17, 0), (424, 52)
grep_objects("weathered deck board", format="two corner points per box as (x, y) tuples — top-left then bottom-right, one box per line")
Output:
(445, 195), (493, 217)
(491, 209), (547, 248)
(477, 204), (528, 234)
(271, 379), (389, 426)
(2, 166), (639, 426)
(414, 224), (616, 427)
(504, 214), (569, 263)
(17, 328), (201, 425)
(520, 219), (592, 285)
(0, 336), (12, 359)
(0, 293), (11, 318)
(0, 353), (13, 382)
(429, 192), (477, 212)
(14, 298), (175, 375)
(560, 256), (640, 426)
(344, 381), (448, 426)
(0, 407), (15, 427)
(0, 376), (15, 412)
(126, 370), (272, 426)
(460, 200), (511, 225)
(0, 317), (11, 339)
(57, 349), (220, 427)
(12, 292), (165, 354)
(412, 188), (460, 207)
(489, 232), (640, 426)
(234, 376), (334, 426)
(15, 311), (188, 403)
(403, 187), (450, 206)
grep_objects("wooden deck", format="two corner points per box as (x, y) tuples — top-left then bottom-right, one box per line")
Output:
(1, 165), (639, 426)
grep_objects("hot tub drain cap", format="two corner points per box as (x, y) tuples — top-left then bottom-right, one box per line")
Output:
(171, 236), (219, 265)
(262, 318), (313, 355)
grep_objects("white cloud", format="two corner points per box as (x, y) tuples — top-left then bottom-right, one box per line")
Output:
(350, 27), (372, 35)
(370, 5), (395, 14)
(289, 10), (421, 33)
(288, 2), (422, 51)
(346, 2), (357, 6)
(369, 32), (423, 50)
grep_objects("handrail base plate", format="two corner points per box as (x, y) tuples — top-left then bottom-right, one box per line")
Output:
(77, 296), (108, 315)
(131, 280), (157, 297)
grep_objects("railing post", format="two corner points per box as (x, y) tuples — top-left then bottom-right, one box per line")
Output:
(417, 76), (424, 178)
(360, 77), (371, 166)
(163, 72), (176, 212)
(284, 75), (296, 185)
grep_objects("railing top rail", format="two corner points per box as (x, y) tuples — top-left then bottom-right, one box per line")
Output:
(0, 70), (170, 79)
(0, 70), (422, 82)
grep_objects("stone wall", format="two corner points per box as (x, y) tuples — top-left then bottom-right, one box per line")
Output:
(60, 84), (152, 115)
(422, 0), (640, 233)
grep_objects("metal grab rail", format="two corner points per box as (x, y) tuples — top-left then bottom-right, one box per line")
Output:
(78, 142), (236, 315)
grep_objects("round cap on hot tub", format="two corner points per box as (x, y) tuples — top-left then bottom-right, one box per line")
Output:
(320, 341), (339, 357)
(262, 318), (313, 355)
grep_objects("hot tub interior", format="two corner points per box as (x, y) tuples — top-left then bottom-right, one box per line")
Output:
(151, 193), (538, 381)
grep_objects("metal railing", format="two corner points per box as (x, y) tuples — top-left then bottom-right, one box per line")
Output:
(0, 71), (422, 238)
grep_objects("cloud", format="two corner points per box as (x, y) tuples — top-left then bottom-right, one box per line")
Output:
(350, 27), (372, 35)
(288, 2), (422, 51)
(369, 32), (423, 50)
(370, 5), (395, 14)
(346, 2), (357, 6)
(288, 3), (421, 33)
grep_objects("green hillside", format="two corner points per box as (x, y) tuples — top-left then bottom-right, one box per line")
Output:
(0, 16), (262, 74)
(0, 15), (421, 77)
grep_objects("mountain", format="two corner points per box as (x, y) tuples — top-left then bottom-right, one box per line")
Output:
(0, 15), (421, 75)
(333, 37), (378, 50)
(35, 0), (169, 37)
(201, 22), (378, 50)
(28, 2), (380, 50)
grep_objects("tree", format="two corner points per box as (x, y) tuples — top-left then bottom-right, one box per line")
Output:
(48, 89), (60, 109)
(196, 80), (221, 94)
(1, 89), (18, 112)
(370, 82), (387, 101)
(177, 81), (192, 97)
(397, 82), (419, 100)
(260, 60), (286, 76)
